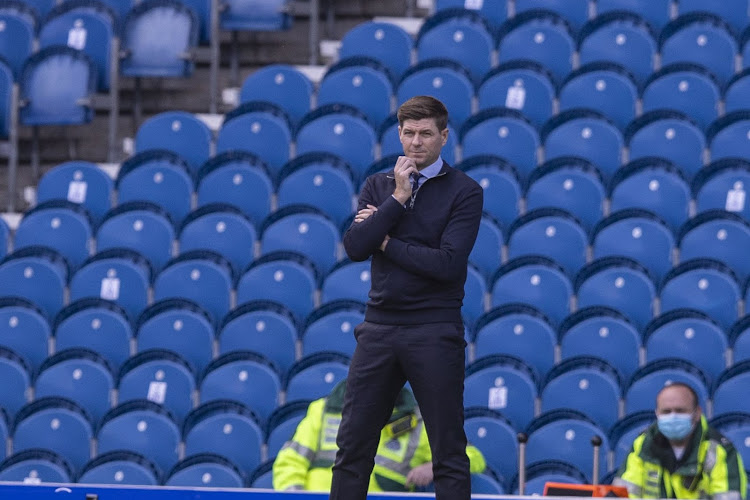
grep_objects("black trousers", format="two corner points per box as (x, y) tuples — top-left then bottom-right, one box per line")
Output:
(329, 320), (470, 499)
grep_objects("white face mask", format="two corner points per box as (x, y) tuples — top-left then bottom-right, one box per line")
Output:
(657, 412), (694, 440)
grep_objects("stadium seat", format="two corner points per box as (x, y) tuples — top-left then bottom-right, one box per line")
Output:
(626, 110), (705, 180)
(460, 108), (540, 181)
(478, 61), (555, 128)
(36, 161), (113, 225)
(0, 347), (30, 418)
(679, 0), (748, 35)
(693, 158), (750, 221)
(724, 68), (750, 114)
(472, 468), (507, 494)
(338, 22), (413, 82)
(216, 102), (293, 177)
(596, 0), (671, 32)
(525, 157), (605, 231)
(457, 155), (522, 229)
(0, 217), (7, 260)
(378, 117), (458, 165)
(643, 309), (728, 385)
(558, 306), (641, 380)
(196, 151), (273, 225)
(320, 259), (371, 305)
(12, 397), (92, 472)
(642, 64), (721, 131)
(96, 202), (175, 272)
(265, 400), (310, 460)
(463, 264), (487, 328)
(497, 10), (575, 84)
(578, 12), (657, 85)
(679, 210), (750, 282)
(53, 298), (132, 369)
(78, 450), (161, 486)
(236, 251), (318, 321)
(712, 360), (750, 416)
(575, 257), (656, 332)
(0, 3), (35, 79)
(464, 354), (539, 430)
(473, 304), (556, 378)
(558, 62), (638, 130)
(660, 13), (738, 86)
(660, 259), (740, 330)
(512, 460), (588, 495)
(165, 453), (245, 488)
(248, 460), (274, 488)
(506, 208), (588, 278)
(284, 351), (350, 404)
(277, 153), (356, 225)
(117, 349), (196, 422)
(0, 298), (50, 372)
(624, 358), (709, 414)
(541, 109), (624, 181)
(608, 411), (654, 467)
(435, 0), (508, 30)
(183, 400), (264, 475)
(0, 449), (74, 483)
(97, 400), (181, 473)
(0, 408), (7, 460)
(136, 298), (214, 374)
(70, 248), (152, 321)
(708, 111), (750, 163)
(609, 157), (691, 232)
(469, 214), (504, 280)
(515, 0), (589, 32)
(591, 209), (675, 283)
(490, 256), (573, 326)
(730, 316), (750, 364)
(135, 111), (212, 175)
(239, 65), (312, 127)
(709, 413), (750, 468)
(220, 0), (290, 31)
(0, 247), (68, 320)
(464, 407), (518, 482)
(120, 0), (198, 78)
(301, 300), (364, 358)
(199, 351), (282, 420)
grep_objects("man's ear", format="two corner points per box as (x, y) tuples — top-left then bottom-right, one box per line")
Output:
(441, 127), (448, 146)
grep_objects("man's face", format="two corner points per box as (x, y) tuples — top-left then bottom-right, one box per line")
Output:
(398, 118), (449, 169)
(656, 385), (701, 424)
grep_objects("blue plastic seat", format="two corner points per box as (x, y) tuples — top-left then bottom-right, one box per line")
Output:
(0, 347), (30, 418)
(220, 0), (290, 31)
(0, 449), (74, 483)
(709, 413), (750, 468)
(457, 155), (522, 229)
(396, 60), (474, 131)
(435, 0), (508, 30)
(464, 407), (518, 482)
(216, 102), (293, 177)
(183, 400), (264, 475)
(97, 400), (181, 473)
(542, 109), (624, 182)
(478, 61), (555, 128)
(339, 22), (412, 82)
(464, 354), (539, 430)
(473, 304), (556, 378)
(301, 300), (363, 358)
(559, 306), (641, 380)
(490, 256), (573, 326)
(724, 69), (750, 114)
(469, 214), (503, 280)
(135, 111), (212, 175)
(512, 460), (588, 495)
(541, 357), (622, 430)
(36, 161), (113, 225)
(277, 153), (356, 226)
(626, 110), (705, 180)
(96, 202), (175, 272)
(78, 450), (161, 486)
(575, 257), (657, 332)
(660, 13), (739, 86)
(608, 411), (654, 467)
(679, 0), (748, 33)
(708, 111), (750, 163)
(472, 468), (507, 494)
(591, 209), (675, 283)
(265, 400), (310, 460)
(120, 0), (198, 78)
(70, 248), (152, 321)
(506, 208), (588, 278)
(660, 259), (740, 330)
(609, 157), (691, 232)
(730, 316), (750, 364)
(596, 0), (671, 31)
(295, 105), (376, 181)
(693, 158), (750, 221)
(165, 453), (245, 488)
(680, 210), (750, 283)
(35, 348), (114, 425)
(236, 251), (318, 321)
(284, 352), (350, 404)
(378, 116), (458, 165)
(117, 349), (196, 422)
(12, 397), (92, 472)
(53, 298), (132, 369)
(19, 46), (96, 126)
(497, 10), (575, 84)
(515, 0), (589, 32)
(320, 259), (371, 305)
(0, 216), (8, 260)
(317, 57), (393, 129)
(0, 408), (8, 461)
(0, 5), (34, 79)
(0, 247), (68, 319)
(199, 351), (281, 421)
(460, 108), (540, 181)
(624, 358), (709, 414)
(136, 298), (214, 375)
(248, 460), (274, 488)
(642, 64), (721, 131)
(713, 361), (750, 416)
(463, 264), (487, 328)
(239, 64), (312, 127)
(14, 200), (92, 270)
(559, 63), (638, 130)
(578, 12), (657, 85)
(0, 298), (50, 372)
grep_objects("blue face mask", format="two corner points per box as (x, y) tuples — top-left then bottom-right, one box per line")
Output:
(657, 413), (694, 441)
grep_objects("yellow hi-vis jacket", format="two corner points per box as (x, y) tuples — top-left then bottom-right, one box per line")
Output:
(614, 416), (747, 500)
(272, 393), (486, 492)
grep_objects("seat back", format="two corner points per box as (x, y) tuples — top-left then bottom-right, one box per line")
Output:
(0, 247), (68, 319)
(265, 400), (310, 460)
(712, 361), (750, 416)
(0, 347), (31, 418)
(0, 297), (51, 371)
(321, 260), (371, 305)
(301, 300), (364, 358)
(339, 22), (412, 81)
(135, 111), (212, 175)
(0, 449), (73, 483)
(458, 156), (522, 230)
(36, 161), (113, 224)
(165, 453), (245, 488)
(0, 9), (33, 79)
(478, 62), (555, 128)
(78, 450), (161, 485)
(464, 407), (518, 481)
(239, 65), (312, 127)
(625, 358), (709, 414)
(284, 352), (350, 404)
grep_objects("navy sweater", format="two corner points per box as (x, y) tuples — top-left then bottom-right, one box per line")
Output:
(343, 162), (483, 325)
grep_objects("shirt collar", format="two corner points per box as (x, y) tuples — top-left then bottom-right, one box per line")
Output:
(418, 156), (443, 179)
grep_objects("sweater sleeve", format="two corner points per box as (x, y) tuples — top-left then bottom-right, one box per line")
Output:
(383, 183), (483, 282)
(272, 399), (324, 491)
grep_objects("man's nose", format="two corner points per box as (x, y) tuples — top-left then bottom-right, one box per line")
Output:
(412, 134), (422, 145)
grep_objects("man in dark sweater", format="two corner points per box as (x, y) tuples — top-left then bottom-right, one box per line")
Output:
(329, 96), (483, 500)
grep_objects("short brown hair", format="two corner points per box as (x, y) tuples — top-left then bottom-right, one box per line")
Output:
(657, 382), (699, 410)
(397, 95), (449, 131)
